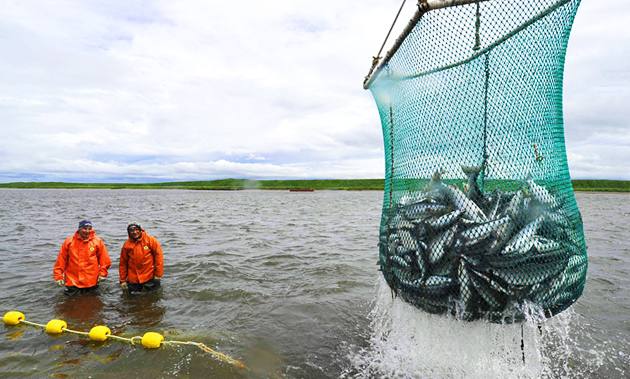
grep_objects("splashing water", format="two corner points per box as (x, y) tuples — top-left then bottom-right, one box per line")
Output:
(344, 278), (626, 378)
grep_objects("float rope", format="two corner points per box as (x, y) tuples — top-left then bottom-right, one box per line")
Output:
(3, 311), (245, 369)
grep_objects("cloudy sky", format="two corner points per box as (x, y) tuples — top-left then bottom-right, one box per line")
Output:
(0, 0), (627, 182)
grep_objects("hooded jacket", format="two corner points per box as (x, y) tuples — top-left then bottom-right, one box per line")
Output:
(53, 230), (111, 288)
(119, 231), (164, 284)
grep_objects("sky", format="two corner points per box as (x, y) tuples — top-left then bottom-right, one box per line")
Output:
(0, 0), (628, 182)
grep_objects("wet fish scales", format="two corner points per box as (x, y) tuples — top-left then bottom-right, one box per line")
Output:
(426, 209), (463, 230)
(490, 260), (565, 286)
(526, 177), (558, 207)
(428, 226), (456, 264)
(460, 216), (510, 246)
(469, 273), (506, 311)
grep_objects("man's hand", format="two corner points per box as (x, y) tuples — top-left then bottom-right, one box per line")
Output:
(154, 276), (162, 282)
(120, 282), (128, 290)
(97, 276), (104, 284)
(55, 279), (65, 286)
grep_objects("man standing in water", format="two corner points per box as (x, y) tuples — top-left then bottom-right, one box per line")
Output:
(119, 223), (164, 294)
(53, 220), (112, 296)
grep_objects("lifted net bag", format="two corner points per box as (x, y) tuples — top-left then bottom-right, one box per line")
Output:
(365, 0), (587, 322)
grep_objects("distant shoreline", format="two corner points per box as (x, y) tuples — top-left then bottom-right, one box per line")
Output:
(0, 179), (628, 192)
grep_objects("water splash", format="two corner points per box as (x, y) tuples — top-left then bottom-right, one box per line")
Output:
(344, 278), (624, 378)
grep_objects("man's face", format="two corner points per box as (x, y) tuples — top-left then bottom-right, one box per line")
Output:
(128, 227), (142, 241)
(78, 225), (92, 240)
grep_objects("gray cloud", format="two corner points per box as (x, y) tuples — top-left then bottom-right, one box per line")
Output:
(0, 0), (627, 182)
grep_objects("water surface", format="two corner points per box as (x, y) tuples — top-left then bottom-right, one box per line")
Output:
(0, 190), (628, 378)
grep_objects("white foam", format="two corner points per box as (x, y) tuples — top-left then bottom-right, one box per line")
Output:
(345, 278), (611, 379)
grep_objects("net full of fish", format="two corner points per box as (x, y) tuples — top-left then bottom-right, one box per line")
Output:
(378, 166), (588, 323)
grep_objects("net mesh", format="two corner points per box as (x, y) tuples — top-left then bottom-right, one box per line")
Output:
(367, 0), (587, 322)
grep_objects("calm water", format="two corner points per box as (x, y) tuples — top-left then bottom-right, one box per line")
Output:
(0, 190), (628, 378)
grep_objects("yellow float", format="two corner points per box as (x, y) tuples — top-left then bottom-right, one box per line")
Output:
(2, 310), (245, 369)
(88, 325), (111, 342)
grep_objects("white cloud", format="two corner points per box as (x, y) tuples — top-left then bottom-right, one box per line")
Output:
(0, 0), (627, 181)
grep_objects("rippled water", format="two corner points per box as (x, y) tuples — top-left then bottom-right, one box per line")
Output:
(0, 190), (628, 378)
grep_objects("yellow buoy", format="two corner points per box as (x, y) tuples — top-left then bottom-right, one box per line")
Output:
(45, 319), (67, 334)
(141, 332), (163, 349)
(3, 311), (25, 326)
(88, 325), (111, 342)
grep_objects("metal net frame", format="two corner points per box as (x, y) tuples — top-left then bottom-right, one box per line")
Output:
(365, 0), (587, 323)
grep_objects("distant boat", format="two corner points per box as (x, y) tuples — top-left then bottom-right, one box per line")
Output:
(289, 188), (315, 192)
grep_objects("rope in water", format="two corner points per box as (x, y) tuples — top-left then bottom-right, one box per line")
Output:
(3, 311), (245, 369)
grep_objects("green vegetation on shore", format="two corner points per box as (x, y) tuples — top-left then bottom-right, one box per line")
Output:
(571, 180), (630, 192)
(0, 179), (384, 191)
(1, 179), (629, 192)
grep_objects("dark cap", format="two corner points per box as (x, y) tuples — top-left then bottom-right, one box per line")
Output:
(127, 222), (142, 232)
(78, 220), (93, 229)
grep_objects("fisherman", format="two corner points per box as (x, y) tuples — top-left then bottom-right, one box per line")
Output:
(119, 223), (164, 294)
(53, 220), (112, 296)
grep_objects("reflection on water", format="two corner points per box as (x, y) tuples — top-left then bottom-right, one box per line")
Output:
(52, 289), (166, 332)
(54, 293), (105, 325)
(116, 290), (166, 330)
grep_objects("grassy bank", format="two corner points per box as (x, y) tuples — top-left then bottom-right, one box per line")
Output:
(571, 180), (630, 192)
(1, 179), (629, 192)
(0, 179), (384, 191)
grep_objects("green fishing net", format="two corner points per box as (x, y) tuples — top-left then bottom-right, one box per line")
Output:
(366, 0), (587, 322)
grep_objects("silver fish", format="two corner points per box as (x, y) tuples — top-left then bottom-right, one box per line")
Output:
(503, 189), (524, 219)
(428, 226), (456, 264)
(526, 176), (558, 207)
(469, 268), (514, 297)
(416, 253), (428, 280)
(426, 209), (463, 230)
(489, 216), (517, 252)
(461, 165), (483, 202)
(544, 211), (571, 228)
(404, 202), (449, 220)
(425, 275), (454, 288)
(532, 236), (562, 253)
(469, 271), (504, 310)
(396, 219), (416, 231)
(395, 245), (412, 257)
(460, 216), (511, 246)
(431, 255), (456, 277)
(486, 191), (502, 219)
(490, 259), (565, 286)
(386, 213), (403, 230)
(443, 185), (487, 223)
(457, 261), (479, 316)
(398, 229), (419, 252)
(399, 192), (436, 206)
(565, 254), (587, 274)
(500, 216), (544, 255)
(390, 255), (410, 268)
(417, 275), (456, 297)
(392, 267), (422, 288)
(539, 279), (576, 309)
(416, 239), (428, 253)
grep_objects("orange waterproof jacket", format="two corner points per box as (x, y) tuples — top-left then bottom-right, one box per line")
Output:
(53, 230), (111, 288)
(119, 231), (164, 284)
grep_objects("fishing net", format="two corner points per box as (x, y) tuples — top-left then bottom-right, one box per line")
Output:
(365, 0), (587, 323)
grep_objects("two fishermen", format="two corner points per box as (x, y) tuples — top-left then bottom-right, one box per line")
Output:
(53, 220), (164, 296)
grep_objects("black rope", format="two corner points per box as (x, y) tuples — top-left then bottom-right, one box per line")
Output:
(376, 0), (408, 64)
(473, 0), (481, 50)
(388, 106), (395, 208)
(481, 52), (490, 191)
(521, 323), (526, 364)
